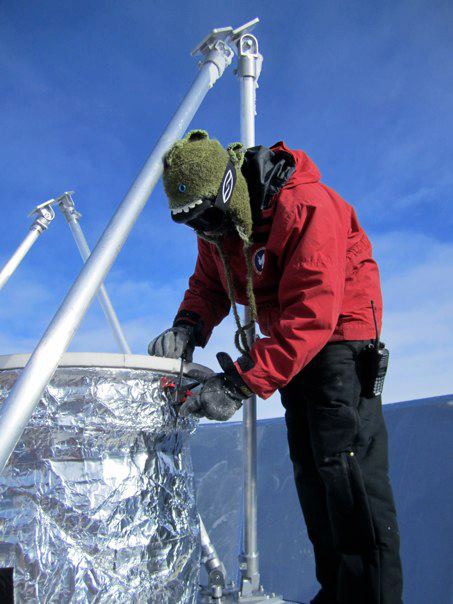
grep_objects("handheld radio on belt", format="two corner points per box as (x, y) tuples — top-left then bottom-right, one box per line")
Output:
(359, 300), (390, 398)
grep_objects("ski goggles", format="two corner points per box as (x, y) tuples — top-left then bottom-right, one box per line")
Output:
(171, 161), (237, 233)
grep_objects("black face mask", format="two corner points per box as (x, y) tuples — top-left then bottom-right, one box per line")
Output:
(171, 161), (237, 234)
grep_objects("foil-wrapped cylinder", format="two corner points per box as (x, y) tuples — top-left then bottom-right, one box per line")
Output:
(0, 353), (207, 603)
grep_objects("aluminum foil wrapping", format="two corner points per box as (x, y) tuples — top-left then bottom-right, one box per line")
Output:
(0, 365), (200, 603)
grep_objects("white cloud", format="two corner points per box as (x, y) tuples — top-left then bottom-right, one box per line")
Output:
(0, 278), (52, 322)
(375, 232), (453, 402)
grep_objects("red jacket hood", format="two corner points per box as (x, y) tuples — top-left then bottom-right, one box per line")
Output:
(270, 141), (321, 187)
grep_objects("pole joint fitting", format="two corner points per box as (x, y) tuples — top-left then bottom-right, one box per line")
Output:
(192, 19), (261, 85)
(27, 199), (56, 234)
(192, 29), (234, 83)
(239, 551), (261, 596)
(56, 191), (81, 224)
(206, 41), (235, 80)
(236, 34), (263, 84)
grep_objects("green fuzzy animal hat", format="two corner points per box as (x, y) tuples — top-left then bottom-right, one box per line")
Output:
(163, 129), (256, 354)
(162, 129), (253, 244)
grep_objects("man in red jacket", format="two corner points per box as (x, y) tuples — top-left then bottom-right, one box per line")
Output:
(149, 134), (403, 604)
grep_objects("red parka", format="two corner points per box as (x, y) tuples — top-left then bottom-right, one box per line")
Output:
(175, 142), (383, 399)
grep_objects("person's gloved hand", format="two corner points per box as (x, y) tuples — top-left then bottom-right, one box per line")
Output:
(180, 352), (253, 421)
(148, 325), (195, 361)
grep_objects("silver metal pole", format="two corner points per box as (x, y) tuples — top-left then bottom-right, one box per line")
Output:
(0, 28), (236, 472)
(199, 515), (227, 595)
(0, 201), (55, 292)
(236, 28), (264, 598)
(57, 192), (131, 354)
(0, 230), (40, 291)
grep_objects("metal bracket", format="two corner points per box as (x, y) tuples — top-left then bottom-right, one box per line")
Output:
(202, 549), (227, 594)
(230, 18), (260, 44)
(55, 191), (81, 223)
(239, 551), (261, 596)
(27, 190), (80, 234)
(236, 34), (263, 83)
(192, 19), (260, 82)
(238, 595), (288, 604)
(192, 27), (235, 81)
(199, 515), (232, 600)
(27, 199), (56, 233)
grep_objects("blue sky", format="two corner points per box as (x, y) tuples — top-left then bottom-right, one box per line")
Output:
(1, 1), (452, 418)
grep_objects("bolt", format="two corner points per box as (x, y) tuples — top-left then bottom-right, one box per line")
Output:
(212, 585), (222, 599)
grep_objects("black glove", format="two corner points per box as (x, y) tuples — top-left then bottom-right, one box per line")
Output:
(180, 353), (253, 421)
(148, 325), (195, 361)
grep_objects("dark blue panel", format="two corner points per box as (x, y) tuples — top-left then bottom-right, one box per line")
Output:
(191, 422), (243, 586)
(190, 395), (453, 604)
(255, 418), (316, 602)
(384, 396), (453, 604)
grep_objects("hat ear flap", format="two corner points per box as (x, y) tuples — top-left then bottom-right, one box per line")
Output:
(185, 129), (209, 142)
(227, 142), (245, 167)
(164, 140), (184, 167)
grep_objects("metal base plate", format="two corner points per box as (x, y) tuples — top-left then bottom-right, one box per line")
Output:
(198, 584), (239, 603)
(239, 597), (294, 604)
(239, 594), (285, 604)
(198, 585), (299, 604)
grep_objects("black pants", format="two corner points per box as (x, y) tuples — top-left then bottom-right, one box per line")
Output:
(280, 341), (403, 604)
